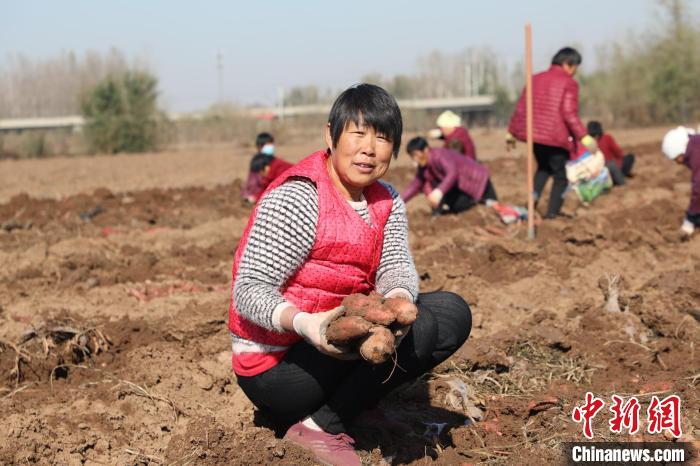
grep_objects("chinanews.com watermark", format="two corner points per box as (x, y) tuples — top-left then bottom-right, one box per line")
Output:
(564, 443), (694, 464)
(563, 392), (697, 464)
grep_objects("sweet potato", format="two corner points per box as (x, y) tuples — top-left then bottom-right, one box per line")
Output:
(385, 297), (418, 326)
(326, 316), (372, 344)
(342, 292), (395, 326)
(359, 326), (395, 364)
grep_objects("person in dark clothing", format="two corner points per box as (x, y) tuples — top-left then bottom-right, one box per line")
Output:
(402, 136), (497, 215)
(507, 47), (597, 218)
(662, 126), (700, 237)
(587, 121), (635, 186)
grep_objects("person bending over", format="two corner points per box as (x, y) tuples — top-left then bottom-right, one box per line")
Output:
(402, 136), (497, 215)
(662, 126), (700, 237)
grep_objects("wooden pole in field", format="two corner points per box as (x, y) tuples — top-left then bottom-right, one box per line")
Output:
(525, 23), (535, 240)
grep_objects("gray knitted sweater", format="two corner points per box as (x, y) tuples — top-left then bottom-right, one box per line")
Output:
(232, 178), (419, 350)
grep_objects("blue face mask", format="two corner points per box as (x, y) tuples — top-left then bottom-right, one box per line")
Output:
(261, 144), (275, 155)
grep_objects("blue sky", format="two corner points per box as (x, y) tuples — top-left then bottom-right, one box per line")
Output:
(3, 0), (698, 112)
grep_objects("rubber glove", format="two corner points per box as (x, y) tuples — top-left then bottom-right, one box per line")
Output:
(428, 128), (443, 139)
(681, 219), (695, 236)
(427, 189), (443, 209)
(292, 308), (359, 359)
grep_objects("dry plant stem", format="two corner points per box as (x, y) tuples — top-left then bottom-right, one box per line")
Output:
(1, 384), (33, 398)
(123, 448), (164, 464)
(0, 338), (33, 386)
(603, 340), (653, 352)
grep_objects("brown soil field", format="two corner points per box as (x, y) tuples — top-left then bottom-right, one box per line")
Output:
(0, 127), (698, 465)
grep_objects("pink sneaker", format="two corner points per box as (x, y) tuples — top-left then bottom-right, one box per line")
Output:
(283, 421), (361, 466)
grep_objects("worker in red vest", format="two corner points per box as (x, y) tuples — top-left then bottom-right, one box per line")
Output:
(228, 84), (472, 466)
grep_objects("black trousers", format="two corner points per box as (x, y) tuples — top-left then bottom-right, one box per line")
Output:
(439, 179), (498, 214)
(236, 291), (472, 434)
(533, 143), (569, 217)
(607, 153), (635, 186)
(688, 212), (700, 226)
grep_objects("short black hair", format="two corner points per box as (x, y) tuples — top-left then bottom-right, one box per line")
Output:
(587, 121), (603, 138)
(551, 47), (582, 66)
(255, 132), (274, 149)
(250, 153), (273, 173)
(328, 83), (403, 158)
(406, 136), (429, 154)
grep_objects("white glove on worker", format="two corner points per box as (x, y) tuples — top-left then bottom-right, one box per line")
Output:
(428, 128), (443, 139)
(427, 189), (443, 209)
(681, 219), (695, 236)
(292, 308), (359, 359)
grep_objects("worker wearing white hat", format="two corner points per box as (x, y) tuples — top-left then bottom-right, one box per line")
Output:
(428, 110), (478, 160)
(661, 126), (700, 236)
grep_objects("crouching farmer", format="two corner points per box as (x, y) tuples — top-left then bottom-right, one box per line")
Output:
(662, 126), (700, 236)
(228, 84), (472, 466)
(402, 136), (497, 215)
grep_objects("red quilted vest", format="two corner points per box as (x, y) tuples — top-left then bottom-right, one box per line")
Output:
(228, 150), (394, 375)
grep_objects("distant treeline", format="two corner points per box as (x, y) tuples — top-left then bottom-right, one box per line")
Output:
(0, 48), (150, 118)
(2, 1), (696, 128)
(582, 0), (700, 126)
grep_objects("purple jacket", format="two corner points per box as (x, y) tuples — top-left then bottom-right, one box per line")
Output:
(685, 135), (700, 215)
(401, 147), (490, 202)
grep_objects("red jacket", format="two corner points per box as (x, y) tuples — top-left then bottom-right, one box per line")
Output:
(598, 133), (625, 168)
(508, 65), (587, 154)
(243, 157), (294, 202)
(401, 147), (490, 202)
(259, 158), (294, 196)
(228, 150), (393, 376)
(444, 126), (477, 160)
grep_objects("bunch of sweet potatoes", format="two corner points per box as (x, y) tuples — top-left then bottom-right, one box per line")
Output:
(325, 292), (418, 364)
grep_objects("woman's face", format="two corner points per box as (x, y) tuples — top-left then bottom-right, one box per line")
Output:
(325, 120), (394, 200)
(410, 147), (430, 167)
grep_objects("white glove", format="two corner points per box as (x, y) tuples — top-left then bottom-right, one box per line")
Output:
(428, 128), (442, 139)
(292, 308), (358, 358)
(681, 219), (695, 236)
(427, 189), (443, 209)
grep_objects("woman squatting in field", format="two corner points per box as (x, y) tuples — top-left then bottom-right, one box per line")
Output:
(228, 84), (472, 466)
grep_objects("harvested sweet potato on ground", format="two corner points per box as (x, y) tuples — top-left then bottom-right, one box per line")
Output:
(385, 297), (418, 326)
(359, 326), (395, 364)
(326, 316), (372, 344)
